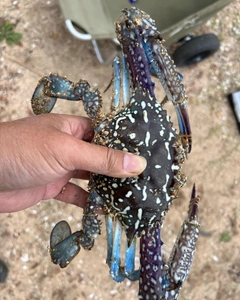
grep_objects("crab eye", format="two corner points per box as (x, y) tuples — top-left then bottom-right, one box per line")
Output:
(125, 19), (134, 29)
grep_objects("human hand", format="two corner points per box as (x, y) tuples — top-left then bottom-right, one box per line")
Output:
(0, 114), (146, 212)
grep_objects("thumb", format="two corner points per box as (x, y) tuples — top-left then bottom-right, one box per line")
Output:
(65, 138), (147, 178)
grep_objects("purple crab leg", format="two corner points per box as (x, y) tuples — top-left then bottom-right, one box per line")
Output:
(138, 185), (200, 300)
(116, 17), (155, 96)
(115, 8), (192, 153)
(138, 224), (165, 300)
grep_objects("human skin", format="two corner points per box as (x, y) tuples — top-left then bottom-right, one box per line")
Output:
(0, 114), (146, 213)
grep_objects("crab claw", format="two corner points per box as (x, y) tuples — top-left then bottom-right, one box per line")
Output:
(31, 77), (57, 115)
(164, 184), (200, 294)
(50, 220), (82, 268)
(31, 74), (80, 115)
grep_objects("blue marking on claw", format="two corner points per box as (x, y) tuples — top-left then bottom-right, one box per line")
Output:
(46, 74), (80, 100)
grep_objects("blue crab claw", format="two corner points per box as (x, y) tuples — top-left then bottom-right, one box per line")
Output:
(31, 74), (102, 119)
(31, 74), (81, 115)
(31, 77), (57, 115)
(50, 220), (82, 268)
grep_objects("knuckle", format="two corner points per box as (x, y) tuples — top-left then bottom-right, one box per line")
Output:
(103, 147), (121, 175)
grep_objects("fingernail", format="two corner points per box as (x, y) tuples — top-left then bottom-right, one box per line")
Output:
(123, 154), (147, 174)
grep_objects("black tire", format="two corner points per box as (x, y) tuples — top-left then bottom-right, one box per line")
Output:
(0, 260), (8, 283)
(172, 33), (220, 67)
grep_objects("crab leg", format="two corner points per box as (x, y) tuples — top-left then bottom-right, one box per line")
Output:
(138, 185), (200, 300)
(106, 216), (139, 282)
(109, 218), (125, 282)
(121, 54), (130, 106)
(163, 184), (200, 299)
(49, 190), (103, 268)
(125, 237), (139, 280)
(138, 224), (164, 300)
(115, 8), (192, 153)
(143, 40), (192, 153)
(31, 74), (102, 119)
(31, 74), (79, 115)
(111, 55), (131, 110)
(112, 57), (121, 110)
(50, 220), (83, 268)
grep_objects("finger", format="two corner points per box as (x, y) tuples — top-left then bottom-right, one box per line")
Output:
(55, 182), (104, 215)
(54, 182), (88, 208)
(58, 114), (94, 141)
(52, 114), (147, 177)
(73, 170), (90, 180)
(67, 139), (147, 178)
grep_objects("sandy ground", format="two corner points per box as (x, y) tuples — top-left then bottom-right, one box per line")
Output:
(0, 1), (240, 299)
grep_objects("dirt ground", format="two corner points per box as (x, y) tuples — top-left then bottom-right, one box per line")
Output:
(0, 1), (240, 300)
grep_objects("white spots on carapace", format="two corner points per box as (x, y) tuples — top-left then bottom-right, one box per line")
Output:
(142, 185), (147, 201)
(171, 164), (180, 171)
(152, 139), (157, 145)
(134, 183), (141, 190)
(134, 219), (140, 230)
(127, 114), (135, 123)
(141, 101), (146, 109)
(145, 131), (150, 147)
(163, 174), (170, 194)
(159, 129), (164, 136)
(155, 165), (161, 169)
(122, 205), (131, 214)
(143, 110), (148, 123)
(129, 133), (136, 139)
(115, 116), (126, 130)
(125, 191), (133, 198)
(165, 142), (171, 160)
(137, 208), (143, 220)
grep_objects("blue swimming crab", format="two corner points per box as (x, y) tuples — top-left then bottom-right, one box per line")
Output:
(31, 7), (200, 300)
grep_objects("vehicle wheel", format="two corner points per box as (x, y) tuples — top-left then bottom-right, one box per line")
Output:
(172, 34), (220, 67)
(0, 260), (8, 282)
